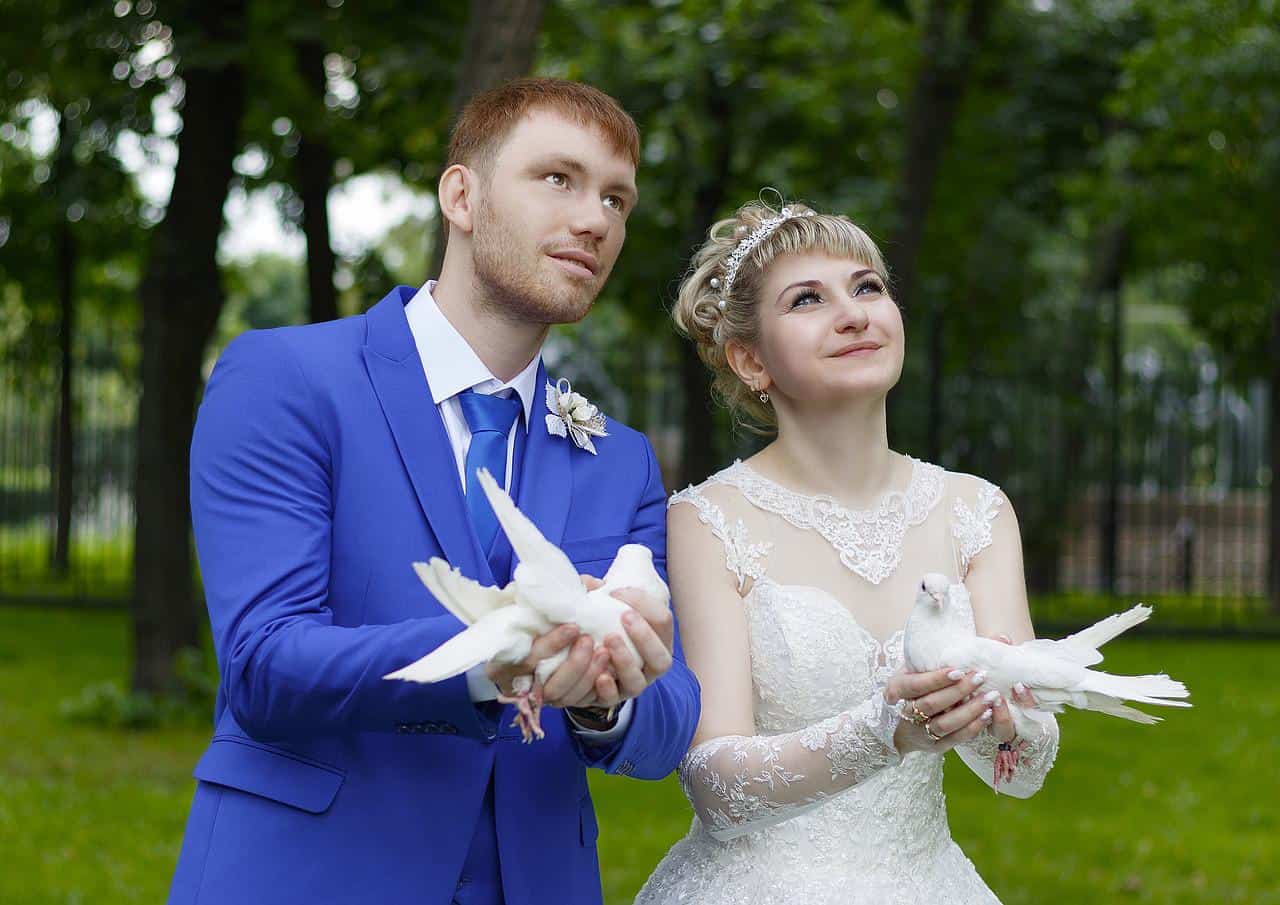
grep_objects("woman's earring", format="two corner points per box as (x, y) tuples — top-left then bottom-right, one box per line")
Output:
(759, 390), (770, 404)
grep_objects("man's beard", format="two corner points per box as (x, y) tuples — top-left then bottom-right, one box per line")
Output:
(470, 197), (605, 325)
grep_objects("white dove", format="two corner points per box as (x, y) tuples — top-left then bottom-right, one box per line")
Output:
(383, 467), (670, 742)
(904, 572), (1190, 785)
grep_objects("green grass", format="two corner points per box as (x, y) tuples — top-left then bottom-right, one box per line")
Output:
(0, 532), (132, 602)
(1, 607), (1276, 904)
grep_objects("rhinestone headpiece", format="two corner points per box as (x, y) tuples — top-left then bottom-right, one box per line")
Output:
(715, 206), (816, 307)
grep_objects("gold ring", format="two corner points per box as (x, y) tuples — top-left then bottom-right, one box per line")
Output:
(924, 720), (945, 743)
(904, 700), (930, 725)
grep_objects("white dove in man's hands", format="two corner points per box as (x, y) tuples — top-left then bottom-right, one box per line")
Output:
(903, 573), (1190, 785)
(384, 468), (670, 742)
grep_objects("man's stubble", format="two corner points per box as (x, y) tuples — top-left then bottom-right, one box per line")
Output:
(469, 193), (607, 327)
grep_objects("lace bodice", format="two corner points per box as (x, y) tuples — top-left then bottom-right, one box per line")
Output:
(636, 457), (1058, 905)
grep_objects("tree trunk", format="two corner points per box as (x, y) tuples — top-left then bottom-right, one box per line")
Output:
(294, 39), (339, 324)
(1270, 291), (1280, 614)
(51, 196), (75, 577)
(1025, 220), (1128, 593)
(428, 0), (547, 278)
(132, 0), (247, 695)
(676, 80), (733, 488)
(889, 0), (996, 451)
(49, 112), (77, 576)
(1100, 247), (1127, 597)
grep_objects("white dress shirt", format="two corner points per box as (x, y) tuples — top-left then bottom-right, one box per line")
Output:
(405, 282), (632, 740)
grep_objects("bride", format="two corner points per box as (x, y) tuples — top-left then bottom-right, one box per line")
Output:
(636, 199), (1059, 904)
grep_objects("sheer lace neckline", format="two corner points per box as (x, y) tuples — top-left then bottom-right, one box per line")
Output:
(708, 456), (945, 586)
(727, 455), (927, 518)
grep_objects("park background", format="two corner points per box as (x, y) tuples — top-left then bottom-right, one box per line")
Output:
(0, 0), (1277, 902)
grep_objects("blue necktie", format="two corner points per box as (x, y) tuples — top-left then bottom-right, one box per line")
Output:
(458, 389), (522, 554)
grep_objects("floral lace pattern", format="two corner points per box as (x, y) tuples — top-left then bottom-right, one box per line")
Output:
(643, 464), (1056, 905)
(710, 458), (944, 585)
(669, 484), (772, 591)
(953, 479), (1005, 578)
(677, 693), (902, 842)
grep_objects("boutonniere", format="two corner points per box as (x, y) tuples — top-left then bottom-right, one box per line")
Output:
(545, 378), (608, 455)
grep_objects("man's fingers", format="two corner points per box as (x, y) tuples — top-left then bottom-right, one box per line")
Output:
(611, 588), (674, 650)
(540, 635), (593, 703)
(605, 635), (647, 699)
(988, 693), (1017, 743)
(562, 650), (609, 708)
(622, 613), (673, 681)
(527, 624), (579, 665)
(594, 671), (621, 709)
(580, 575), (605, 591)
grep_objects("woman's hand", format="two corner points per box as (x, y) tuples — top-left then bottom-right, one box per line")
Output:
(886, 667), (995, 755)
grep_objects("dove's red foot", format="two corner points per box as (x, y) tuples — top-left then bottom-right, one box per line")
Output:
(498, 688), (545, 743)
(993, 742), (1020, 790)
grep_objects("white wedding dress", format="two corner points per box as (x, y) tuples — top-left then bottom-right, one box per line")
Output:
(635, 458), (1059, 905)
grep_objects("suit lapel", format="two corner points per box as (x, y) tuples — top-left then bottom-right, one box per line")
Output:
(511, 361), (572, 557)
(362, 287), (493, 585)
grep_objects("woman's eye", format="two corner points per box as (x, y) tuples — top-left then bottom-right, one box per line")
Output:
(545, 173), (568, 187)
(855, 278), (885, 296)
(790, 290), (822, 309)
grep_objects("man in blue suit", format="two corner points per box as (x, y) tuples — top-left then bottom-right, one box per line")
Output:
(168, 78), (700, 905)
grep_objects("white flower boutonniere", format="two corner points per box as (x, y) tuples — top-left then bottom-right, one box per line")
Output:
(545, 378), (608, 455)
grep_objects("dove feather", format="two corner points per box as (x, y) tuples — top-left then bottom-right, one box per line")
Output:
(413, 560), (515, 626)
(476, 468), (588, 623)
(383, 605), (549, 684)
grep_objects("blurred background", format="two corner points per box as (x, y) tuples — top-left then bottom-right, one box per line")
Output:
(0, 1), (1276, 903)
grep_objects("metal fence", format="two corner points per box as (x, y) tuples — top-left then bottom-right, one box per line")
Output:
(1, 328), (1274, 632)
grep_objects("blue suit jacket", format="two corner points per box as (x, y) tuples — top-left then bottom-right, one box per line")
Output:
(168, 286), (700, 905)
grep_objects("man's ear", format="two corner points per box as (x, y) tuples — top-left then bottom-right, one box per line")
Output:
(438, 163), (477, 235)
(725, 340), (772, 393)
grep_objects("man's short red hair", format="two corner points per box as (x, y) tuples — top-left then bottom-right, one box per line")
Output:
(447, 77), (640, 173)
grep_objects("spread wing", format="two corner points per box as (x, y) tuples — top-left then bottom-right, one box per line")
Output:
(413, 559), (515, 626)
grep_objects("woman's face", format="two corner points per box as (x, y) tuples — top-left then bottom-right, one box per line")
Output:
(746, 252), (905, 408)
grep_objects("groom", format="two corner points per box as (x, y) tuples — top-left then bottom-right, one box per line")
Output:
(167, 78), (700, 905)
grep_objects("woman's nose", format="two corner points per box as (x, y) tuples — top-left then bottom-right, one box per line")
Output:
(835, 296), (870, 332)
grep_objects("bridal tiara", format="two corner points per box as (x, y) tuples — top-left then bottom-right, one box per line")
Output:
(711, 206), (817, 311)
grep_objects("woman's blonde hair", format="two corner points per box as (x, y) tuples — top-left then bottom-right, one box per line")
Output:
(672, 196), (890, 433)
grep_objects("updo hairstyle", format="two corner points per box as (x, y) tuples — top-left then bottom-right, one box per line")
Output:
(672, 198), (889, 433)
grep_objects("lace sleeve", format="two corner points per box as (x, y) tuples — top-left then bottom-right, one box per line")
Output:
(954, 710), (1059, 797)
(669, 485), (772, 592)
(677, 692), (903, 841)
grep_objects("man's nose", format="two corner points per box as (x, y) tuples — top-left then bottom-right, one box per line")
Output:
(567, 195), (610, 240)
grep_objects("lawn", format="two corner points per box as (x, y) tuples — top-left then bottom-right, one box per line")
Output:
(1, 606), (1276, 904)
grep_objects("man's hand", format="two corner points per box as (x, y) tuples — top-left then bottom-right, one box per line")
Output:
(583, 576), (675, 710)
(485, 623), (613, 710)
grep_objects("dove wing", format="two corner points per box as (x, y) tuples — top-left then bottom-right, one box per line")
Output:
(475, 468), (585, 619)
(413, 559), (515, 626)
(384, 605), (543, 684)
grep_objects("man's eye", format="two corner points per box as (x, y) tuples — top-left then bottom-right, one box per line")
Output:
(545, 173), (568, 187)
(604, 195), (626, 213)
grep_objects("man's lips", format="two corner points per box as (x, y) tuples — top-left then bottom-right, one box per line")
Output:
(832, 341), (882, 357)
(547, 249), (598, 277)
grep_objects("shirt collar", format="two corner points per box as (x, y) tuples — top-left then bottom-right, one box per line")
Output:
(404, 280), (542, 424)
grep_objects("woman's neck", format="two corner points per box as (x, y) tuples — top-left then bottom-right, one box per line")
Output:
(750, 395), (901, 508)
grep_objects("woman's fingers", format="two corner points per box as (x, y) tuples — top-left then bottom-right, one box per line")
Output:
(914, 670), (988, 718)
(927, 689), (995, 737)
(887, 667), (964, 704)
